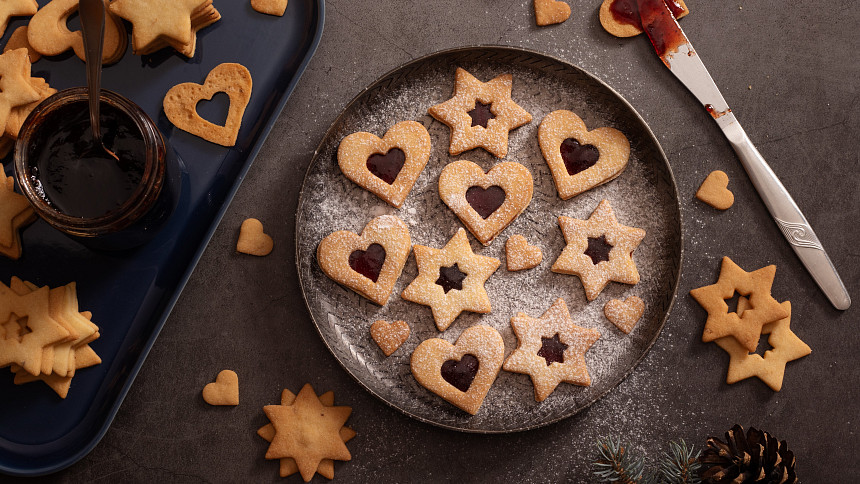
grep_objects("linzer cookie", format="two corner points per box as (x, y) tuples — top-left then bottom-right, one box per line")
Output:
(438, 160), (533, 246)
(538, 110), (630, 200)
(338, 120), (431, 208)
(599, 0), (689, 38)
(317, 215), (411, 306)
(27, 0), (127, 64)
(428, 67), (532, 158)
(0, 0), (37, 38)
(1, 176), (36, 260)
(505, 234), (542, 271)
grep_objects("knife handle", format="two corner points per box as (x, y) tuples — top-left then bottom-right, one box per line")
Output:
(717, 114), (850, 310)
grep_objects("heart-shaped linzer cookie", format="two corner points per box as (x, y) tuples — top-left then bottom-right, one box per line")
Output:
(202, 369), (239, 406)
(163, 63), (253, 147)
(538, 110), (630, 200)
(696, 170), (734, 210)
(338, 121), (431, 208)
(237, 218), (273, 256)
(534, 0), (571, 26)
(505, 234), (543, 271)
(370, 320), (410, 357)
(317, 215), (411, 306)
(604, 296), (645, 334)
(410, 325), (504, 415)
(439, 160), (533, 246)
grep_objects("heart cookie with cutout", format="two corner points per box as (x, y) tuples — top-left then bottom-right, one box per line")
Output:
(163, 63), (253, 147)
(410, 325), (504, 415)
(438, 160), (533, 246)
(27, 0), (127, 64)
(317, 215), (411, 306)
(338, 121), (431, 208)
(202, 369), (239, 406)
(237, 218), (273, 256)
(538, 110), (630, 200)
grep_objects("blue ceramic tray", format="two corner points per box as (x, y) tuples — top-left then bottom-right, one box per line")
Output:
(0, 0), (324, 476)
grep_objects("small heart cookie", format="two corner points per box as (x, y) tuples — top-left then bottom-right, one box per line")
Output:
(27, 0), (127, 64)
(410, 325), (505, 415)
(505, 234), (542, 271)
(163, 63), (253, 147)
(317, 215), (411, 306)
(538, 110), (630, 200)
(202, 369), (239, 406)
(370, 320), (410, 357)
(604, 296), (645, 334)
(237, 218), (273, 256)
(534, 0), (570, 26)
(338, 121), (431, 208)
(438, 160), (533, 246)
(252, 0), (288, 16)
(696, 170), (734, 210)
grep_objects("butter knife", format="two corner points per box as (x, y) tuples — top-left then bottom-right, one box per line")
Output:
(636, 0), (850, 310)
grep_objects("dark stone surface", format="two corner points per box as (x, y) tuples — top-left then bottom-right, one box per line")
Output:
(20, 1), (859, 482)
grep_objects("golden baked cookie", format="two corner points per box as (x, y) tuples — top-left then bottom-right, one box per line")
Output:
(696, 170), (734, 210)
(599, 0), (690, 38)
(370, 320), (410, 357)
(505, 234), (542, 271)
(603, 296), (644, 334)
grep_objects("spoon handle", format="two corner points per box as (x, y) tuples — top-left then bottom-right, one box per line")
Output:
(79, 0), (106, 138)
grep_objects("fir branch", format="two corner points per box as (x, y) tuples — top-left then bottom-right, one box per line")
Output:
(592, 436), (647, 484)
(659, 439), (702, 484)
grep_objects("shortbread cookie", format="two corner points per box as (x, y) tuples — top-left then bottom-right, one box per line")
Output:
(534, 0), (570, 26)
(370, 320), (410, 357)
(236, 218), (273, 256)
(6, 77), (57, 140)
(109, 0), (220, 57)
(0, 0), (37, 38)
(696, 170), (734, 210)
(252, 0), (288, 16)
(552, 200), (646, 301)
(438, 160), (533, 246)
(411, 324), (505, 415)
(4, 26), (40, 63)
(503, 298), (600, 402)
(317, 215), (411, 306)
(505, 234), (542, 271)
(599, 0), (689, 38)
(202, 369), (239, 406)
(428, 67), (532, 158)
(689, 256), (790, 353)
(12, 343), (101, 398)
(27, 0), (127, 64)
(0, 281), (70, 376)
(603, 296), (644, 334)
(0, 48), (42, 135)
(538, 110), (630, 200)
(401, 228), (500, 331)
(1, 176), (37, 260)
(338, 120), (431, 208)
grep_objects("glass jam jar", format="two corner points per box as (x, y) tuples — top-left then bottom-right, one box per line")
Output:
(14, 87), (182, 250)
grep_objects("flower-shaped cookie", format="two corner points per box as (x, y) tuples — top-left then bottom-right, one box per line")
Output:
(551, 200), (646, 301)
(402, 228), (500, 331)
(428, 67), (532, 158)
(503, 298), (601, 402)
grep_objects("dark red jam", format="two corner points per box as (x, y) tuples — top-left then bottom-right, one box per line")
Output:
(26, 101), (146, 219)
(366, 148), (405, 185)
(611, 0), (688, 56)
(585, 235), (613, 265)
(468, 101), (495, 128)
(441, 354), (479, 392)
(436, 263), (467, 293)
(537, 334), (569, 366)
(465, 185), (505, 219)
(609, 0), (685, 30)
(560, 138), (600, 176)
(349, 243), (386, 282)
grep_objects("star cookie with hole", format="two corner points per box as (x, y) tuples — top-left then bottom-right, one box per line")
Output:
(402, 228), (500, 331)
(551, 199), (646, 301)
(1, 176), (37, 260)
(690, 256), (790, 353)
(0, 281), (71, 376)
(503, 298), (600, 402)
(428, 67), (532, 158)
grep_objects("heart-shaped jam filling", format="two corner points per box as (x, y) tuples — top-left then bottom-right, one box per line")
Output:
(348, 243), (386, 282)
(366, 148), (406, 185)
(441, 354), (480, 392)
(560, 138), (600, 176)
(584, 235), (613, 265)
(537, 333), (568, 366)
(436, 263), (467, 293)
(468, 101), (495, 128)
(465, 185), (506, 219)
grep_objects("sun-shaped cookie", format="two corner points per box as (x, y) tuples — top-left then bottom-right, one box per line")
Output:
(551, 199), (645, 301)
(503, 298), (601, 402)
(402, 228), (500, 331)
(428, 67), (532, 158)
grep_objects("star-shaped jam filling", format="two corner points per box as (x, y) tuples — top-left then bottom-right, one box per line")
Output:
(402, 228), (500, 331)
(428, 67), (532, 158)
(551, 199), (646, 301)
(503, 298), (601, 402)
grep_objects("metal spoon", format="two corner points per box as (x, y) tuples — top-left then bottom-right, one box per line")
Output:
(79, 0), (119, 161)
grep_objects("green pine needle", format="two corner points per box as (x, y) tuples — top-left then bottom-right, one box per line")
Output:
(592, 436), (647, 484)
(659, 439), (702, 484)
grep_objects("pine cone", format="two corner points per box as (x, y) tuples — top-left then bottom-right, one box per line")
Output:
(699, 424), (797, 484)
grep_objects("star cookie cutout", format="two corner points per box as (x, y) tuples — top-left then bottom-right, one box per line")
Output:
(0, 0), (37, 38)
(402, 228), (500, 331)
(503, 298), (601, 402)
(1, 176), (36, 260)
(551, 199), (645, 301)
(689, 256), (790, 353)
(0, 281), (71, 376)
(428, 67), (532, 158)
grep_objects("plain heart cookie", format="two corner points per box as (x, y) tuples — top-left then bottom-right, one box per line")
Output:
(505, 234), (542, 271)
(538, 110), (630, 200)
(696, 170), (734, 210)
(252, 0), (288, 16)
(237, 218), (273, 256)
(604, 296), (645, 334)
(202, 369), (239, 406)
(370, 320), (410, 357)
(534, 0), (570, 26)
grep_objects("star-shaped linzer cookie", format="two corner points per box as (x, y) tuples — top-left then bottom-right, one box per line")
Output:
(428, 67), (532, 158)
(551, 199), (645, 301)
(503, 298), (601, 402)
(402, 228), (500, 331)
(689, 256), (790, 353)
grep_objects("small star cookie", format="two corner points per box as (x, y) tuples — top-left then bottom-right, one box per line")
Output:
(1, 176), (37, 260)
(428, 67), (532, 158)
(503, 298), (601, 402)
(109, 0), (220, 57)
(401, 228), (500, 331)
(551, 199), (645, 301)
(0, 0), (37, 38)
